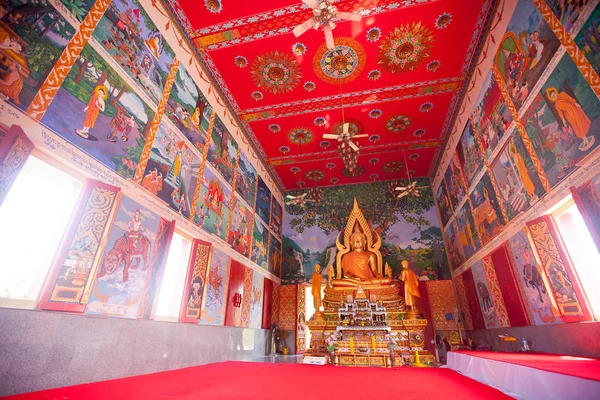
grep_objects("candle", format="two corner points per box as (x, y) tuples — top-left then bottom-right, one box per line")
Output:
(350, 337), (355, 354)
(371, 336), (377, 352)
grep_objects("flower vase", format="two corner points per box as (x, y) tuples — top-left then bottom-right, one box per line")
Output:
(328, 350), (335, 365)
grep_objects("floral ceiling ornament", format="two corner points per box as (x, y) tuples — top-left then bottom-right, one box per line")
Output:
(435, 13), (453, 29)
(289, 127), (314, 145)
(269, 124), (281, 133)
(369, 109), (382, 119)
(279, 146), (290, 154)
(314, 117), (326, 126)
(320, 140), (331, 149)
(313, 37), (366, 84)
(413, 129), (426, 137)
(326, 162), (336, 170)
(386, 115), (411, 132)
(234, 56), (248, 68)
(297, 180), (306, 188)
(408, 153), (420, 161)
(330, 177), (339, 184)
(205, 0), (222, 13)
(368, 134), (380, 143)
(251, 91), (263, 101)
(383, 161), (403, 173)
(367, 69), (381, 81)
(369, 173), (379, 181)
(293, 0), (362, 50)
(342, 165), (365, 177)
(306, 169), (326, 181)
(378, 22), (434, 74)
(337, 136), (360, 172)
(369, 157), (379, 165)
(366, 27), (381, 43)
(291, 166), (301, 174)
(251, 50), (302, 95)
(304, 81), (316, 92)
(292, 42), (307, 56)
(420, 102), (434, 112)
(426, 60), (441, 72)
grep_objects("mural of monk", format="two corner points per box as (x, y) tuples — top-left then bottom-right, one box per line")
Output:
(76, 86), (107, 139)
(0, 58), (22, 104)
(547, 87), (594, 151)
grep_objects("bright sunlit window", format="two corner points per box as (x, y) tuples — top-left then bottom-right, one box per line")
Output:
(554, 201), (600, 320)
(0, 155), (83, 308)
(155, 232), (192, 321)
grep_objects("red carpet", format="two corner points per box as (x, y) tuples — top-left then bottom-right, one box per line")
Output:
(454, 351), (600, 382)
(3, 361), (510, 400)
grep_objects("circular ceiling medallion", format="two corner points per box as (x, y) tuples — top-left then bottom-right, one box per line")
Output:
(320, 140), (331, 149)
(330, 178), (339, 184)
(251, 50), (302, 95)
(366, 27), (381, 43)
(370, 173), (379, 181)
(314, 37), (366, 84)
(290, 166), (300, 174)
(304, 81), (316, 92)
(326, 162), (336, 170)
(414, 129), (426, 137)
(387, 115), (411, 132)
(314, 117), (326, 126)
(305, 169), (325, 181)
(234, 56), (248, 68)
(269, 124), (281, 133)
(369, 157), (379, 165)
(288, 127), (314, 145)
(292, 42), (306, 56)
(427, 60), (441, 72)
(279, 146), (290, 154)
(332, 118), (364, 136)
(367, 69), (381, 81)
(420, 102), (434, 112)
(251, 91), (263, 101)
(408, 153), (420, 161)
(205, 0), (222, 13)
(383, 161), (404, 173)
(435, 13), (453, 29)
(297, 181), (306, 188)
(369, 109), (382, 119)
(342, 165), (365, 177)
(368, 134), (380, 143)
(378, 22), (434, 74)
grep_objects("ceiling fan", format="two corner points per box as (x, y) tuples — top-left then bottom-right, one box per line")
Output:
(285, 192), (314, 207)
(293, 0), (362, 49)
(323, 123), (368, 152)
(395, 144), (428, 199)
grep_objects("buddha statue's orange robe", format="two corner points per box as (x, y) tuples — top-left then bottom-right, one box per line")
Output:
(341, 250), (377, 279)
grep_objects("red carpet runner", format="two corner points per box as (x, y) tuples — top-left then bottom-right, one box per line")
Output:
(453, 351), (600, 382)
(3, 361), (510, 399)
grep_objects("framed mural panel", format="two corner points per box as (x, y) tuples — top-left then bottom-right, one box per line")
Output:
(443, 152), (467, 211)
(571, 173), (600, 252)
(443, 221), (464, 271)
(495, 0), (561, 112)
(255, 176), (271, 224)
(194, 165), (231, 241)
(235, 149), (257, 207)
(526, 215), (592, 322)
(92, 0), (176, 105)
(248, 271), (264, 329)
(38, 180), (121, 312)
(41, 43), (155, 180)
(179, 239), (212, 323)
(268, 233), (282, 277)
(0, 1), (77, 112)
(456, 121), (484, 186)
(471, 71), (513, 160)
(207, 116), (238, 184)
(522, 53), (600, 186)
(454, 202), (481, 260)
(575, 6), (600, 76)
(141, 122), (200, 218)
(491, 132), (546, 221)
(270, 196), (283, 239)
(435, 179), (453, 228)
(251, 218), (269, 269)
(84, 195), (174, 319)
(165, 64), (213, 151)
(547, 0), (592, 34)
(471, 260), (501, 329)
(460, 268), (486, 330)
(200, 247), (231, 326)
(227, 195), (253, 258)
(507, 229), (559, 325)
(469, 172), (506, 245)
(0, 125), (34, 208)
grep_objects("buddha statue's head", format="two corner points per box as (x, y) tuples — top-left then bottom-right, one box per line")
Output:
(401, 259), (409, 269)
(314, 264), (321, 273)
(350, 232), (367, 251)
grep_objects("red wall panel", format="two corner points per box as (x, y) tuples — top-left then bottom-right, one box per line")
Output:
(225, 260), (246, 327)
(262, 279), (273, 329)
(462, 269), (486, 330)
(490, 244), (529, 327)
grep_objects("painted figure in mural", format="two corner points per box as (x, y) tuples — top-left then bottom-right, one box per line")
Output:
(385, 262), (393, 279)
(400, 260), (420, 312)
(341, 227), (380, 280)
(509, 143), (536, 199)
(0, 58), (22, 104)
(477, 281), (493, 311)
(546, 87), (595, 152)
(521, 247), (547, 302)
(128, 209), (145, 251)
(107, 106), (128, 143)
(187, 276), (203, 308)
(311, 264), (323, 311)
(142, 169), (163, 196)
(76, 86), (107, 139)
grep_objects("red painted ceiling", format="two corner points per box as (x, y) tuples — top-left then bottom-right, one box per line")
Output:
(171, 0), (493, 190)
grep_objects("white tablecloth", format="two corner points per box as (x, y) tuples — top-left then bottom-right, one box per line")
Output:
(447, 351), (600, 400)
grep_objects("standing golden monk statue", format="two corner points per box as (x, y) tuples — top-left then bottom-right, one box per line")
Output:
(400, 260), (420, 317)
(311, 264), (323, 310)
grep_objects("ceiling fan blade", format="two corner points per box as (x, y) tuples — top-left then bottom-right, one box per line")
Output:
(397, 191), (409, 199)
(337, 11), (362, 22)
(293, 21), (313, 38)
(342, 122), (350, 134)
(349, 141), (359, 152)
(414, 191), (421, 197)
(322, 134), (339, 139)
(299, 193), (308, 198)
(285, 195), (296, 199)
(395, 186), (407, 191)
(301, 0), (318, 7)
(352, 134), (368, 138)
(324, 26), (335, 50)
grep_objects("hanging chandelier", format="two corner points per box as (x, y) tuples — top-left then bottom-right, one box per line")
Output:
(293, 0), (362, 49)
(337, 136), (360, 172)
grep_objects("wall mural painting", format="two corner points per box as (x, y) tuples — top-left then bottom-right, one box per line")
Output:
(248, 271), (264, 329)
(507, 229), (558, 325)
(195, 165), (231, 241)
(469, 172), (505, 245)
(85, 196), (168, 319)
(165, 64), (213, 151)
(471, 71), (514, 160)
(444, 152), (467, 209)
(455, 202), (481, 260)
(282, 179), (448, 284)
(235, 149), (257, 207)
(547, 0), (591, 33)
(0, 0), (76, 112)
(572, 171), (600, 252)
(522, 53), (600, 186)
(200, 247), (230, 326)
(207, 116), (238, 184)
(576, 5), (600, 76)
(491, 132), (546, 221)
(270, 197), (283, 239)
(227, 195), (252, 258)
(456, 122), (484, 186)
(60, 0), (96, 22)
(435, 179), (453, 228)
(268, 233), (281, 277)
(495, 0), (561, 111)
(444, 220), (465, 271)
(251, 218), (269, 270)
(142, 122), (199, 218)
(471, 260), (501, 329)
(255, 176), (271, 224)
(92, 0), (175, 105)
(42, 43), (155, 179)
